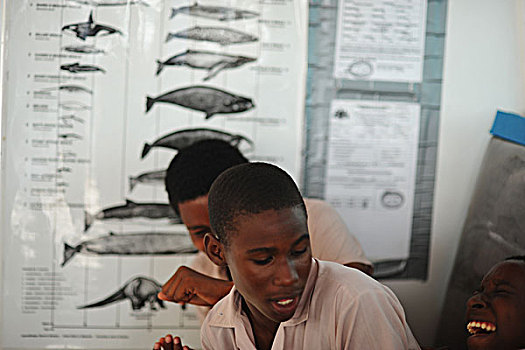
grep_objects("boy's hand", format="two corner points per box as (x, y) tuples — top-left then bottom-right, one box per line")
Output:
(158, 266), (233, 307)
(153, 334), (193, 350)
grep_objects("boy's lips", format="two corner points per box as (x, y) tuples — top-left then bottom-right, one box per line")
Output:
(269, 292), (302, 316)
(270, 296), (299, 315)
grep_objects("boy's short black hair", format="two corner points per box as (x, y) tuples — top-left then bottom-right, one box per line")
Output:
(208, 162), (306, 246)
(165, 139), (248, 213)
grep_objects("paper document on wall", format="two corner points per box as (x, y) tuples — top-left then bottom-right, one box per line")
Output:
(324, 100), (420, 261)
(333, 0), (427, 82)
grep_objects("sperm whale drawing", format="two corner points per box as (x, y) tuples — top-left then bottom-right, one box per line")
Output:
(61, 11), (122, 41)
(62, 232), (197, 266)
(77, 276), (164, 311)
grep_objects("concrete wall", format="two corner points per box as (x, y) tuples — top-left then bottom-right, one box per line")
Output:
(384, 0), (525, 346)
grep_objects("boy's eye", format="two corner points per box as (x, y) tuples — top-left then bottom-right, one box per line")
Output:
(291, 247), (307, 256)
(493, 289), (511, 295)
(252, 257), (273, 265)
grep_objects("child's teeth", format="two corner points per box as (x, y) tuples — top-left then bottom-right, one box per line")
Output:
(466, 321), (497, 334)
(277, 299), (293, 306)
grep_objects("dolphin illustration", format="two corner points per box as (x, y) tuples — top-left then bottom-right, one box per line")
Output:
(60, 62), (106, 74)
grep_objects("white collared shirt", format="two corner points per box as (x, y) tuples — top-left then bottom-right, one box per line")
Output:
(201, 259), (420, 350)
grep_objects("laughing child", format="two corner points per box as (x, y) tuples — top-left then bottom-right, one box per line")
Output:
(464, 256), (525, 350)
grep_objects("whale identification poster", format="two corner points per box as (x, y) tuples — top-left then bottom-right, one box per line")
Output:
(0, 0), (307, 348)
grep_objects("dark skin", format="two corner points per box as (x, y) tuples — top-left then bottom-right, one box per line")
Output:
(465, 260), (525, 350)
(158, 195), (233, 307)
(204, 206), (312, 350)
(158, 195), (372, 307)
(153, 334), (193, 350)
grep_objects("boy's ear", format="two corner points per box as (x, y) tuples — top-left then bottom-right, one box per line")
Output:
(204, 233), (227, 267)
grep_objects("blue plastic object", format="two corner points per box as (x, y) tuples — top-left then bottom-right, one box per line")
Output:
(490, 110), (525, 146)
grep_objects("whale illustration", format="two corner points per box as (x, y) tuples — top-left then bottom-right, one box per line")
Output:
(62, 232), (197, 267)
(146, 86), (254, 119)
(141, 127), (253, 159)
(62, 11), (122, 41)
(156, 49), (256, 80)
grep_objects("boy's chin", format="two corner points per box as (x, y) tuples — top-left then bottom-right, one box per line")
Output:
(467, 334), (519, 350)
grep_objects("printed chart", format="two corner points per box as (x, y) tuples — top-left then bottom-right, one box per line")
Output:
(1, 0), (307, 348)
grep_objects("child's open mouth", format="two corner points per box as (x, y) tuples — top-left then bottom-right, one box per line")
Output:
(270, 296), (299, 315)
(467, 320), (497, 336)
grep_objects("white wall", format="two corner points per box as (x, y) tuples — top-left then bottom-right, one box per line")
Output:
(384, 0), (525, 346)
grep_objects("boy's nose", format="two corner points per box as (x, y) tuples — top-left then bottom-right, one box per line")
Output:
(467, 292), (488, 309)
(274, 258), (299, 286)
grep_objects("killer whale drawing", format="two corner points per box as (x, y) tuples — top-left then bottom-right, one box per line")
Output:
(77, 276), (165, 311)
(62, 11), (123, 41)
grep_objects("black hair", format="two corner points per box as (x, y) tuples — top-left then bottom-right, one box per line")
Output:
(208, 162), (306, 246)
(165, 139), (248, 214)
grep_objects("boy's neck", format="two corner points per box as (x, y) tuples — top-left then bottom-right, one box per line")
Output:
(242, 299), (279, 350)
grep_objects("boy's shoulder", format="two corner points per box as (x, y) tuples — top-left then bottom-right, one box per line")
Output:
(202, 283), (241, 329)
(315, 260), (390, 298)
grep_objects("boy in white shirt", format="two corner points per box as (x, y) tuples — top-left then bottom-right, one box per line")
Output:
(155, 162), (419, 350)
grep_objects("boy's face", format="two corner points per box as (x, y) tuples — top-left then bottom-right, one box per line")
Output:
(465, 260), (525, 350)
(224, 206), (311, 324)
(177, 195), (210, 252)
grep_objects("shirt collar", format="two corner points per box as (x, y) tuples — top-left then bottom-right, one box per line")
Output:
(206, 258), (320, 328)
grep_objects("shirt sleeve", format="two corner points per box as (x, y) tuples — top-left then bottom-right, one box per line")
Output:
(336, 286), (421, 350)
(305, 198), (371, 266)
